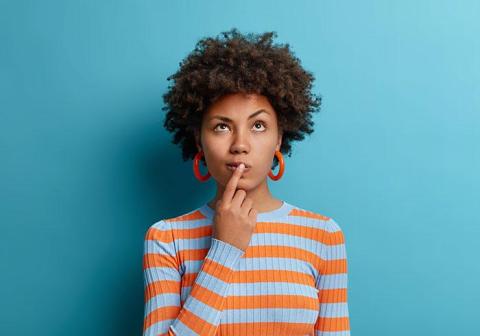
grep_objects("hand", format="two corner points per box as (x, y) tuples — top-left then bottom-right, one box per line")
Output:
(212, 163), (258, 251)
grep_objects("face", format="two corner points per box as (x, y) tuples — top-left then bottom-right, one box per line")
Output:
(195, 92), (282, 190)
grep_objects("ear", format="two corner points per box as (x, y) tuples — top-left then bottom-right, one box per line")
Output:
(194, 129), (202, 152)
(276, 129), (283, 152)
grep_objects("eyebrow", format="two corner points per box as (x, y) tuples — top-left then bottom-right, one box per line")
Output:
(209, 109), (270, 122)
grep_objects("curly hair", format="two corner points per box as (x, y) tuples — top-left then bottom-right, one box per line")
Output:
(162, 27), (322, 169)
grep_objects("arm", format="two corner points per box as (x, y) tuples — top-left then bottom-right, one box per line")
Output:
(143, 220), (244, 336)
(314, 218), (351, 335)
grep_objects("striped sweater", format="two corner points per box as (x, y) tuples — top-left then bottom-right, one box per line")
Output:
(143, 200), (350, 336)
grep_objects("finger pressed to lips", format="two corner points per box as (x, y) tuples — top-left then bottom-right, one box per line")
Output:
(226, 163), (250, 172)
(221, 163), (245, 202)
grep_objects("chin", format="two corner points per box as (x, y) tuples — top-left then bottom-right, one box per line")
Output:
(226, 175), (250, 186)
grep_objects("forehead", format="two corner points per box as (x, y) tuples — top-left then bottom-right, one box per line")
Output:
(205, 92), (275, 116)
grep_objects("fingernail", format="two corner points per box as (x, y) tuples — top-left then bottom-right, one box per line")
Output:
(239, 163), (245, 169)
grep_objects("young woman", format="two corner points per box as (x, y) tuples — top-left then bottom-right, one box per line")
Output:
(143, 28), (350, 336)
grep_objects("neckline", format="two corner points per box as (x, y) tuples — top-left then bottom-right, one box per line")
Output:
(198, 200), (293, 222)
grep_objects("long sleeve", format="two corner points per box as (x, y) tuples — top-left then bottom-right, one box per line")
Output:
(143, 220), (245, 336)
(314, 218), (351, 335)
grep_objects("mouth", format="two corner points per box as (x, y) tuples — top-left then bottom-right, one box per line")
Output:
(226, 163), (251, 171)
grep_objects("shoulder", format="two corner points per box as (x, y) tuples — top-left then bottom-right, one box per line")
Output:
(144, 219), (171, 242)
(286, 203), (346, 239)
(287, 204), (339, 227)
(145, 206), (209, 236)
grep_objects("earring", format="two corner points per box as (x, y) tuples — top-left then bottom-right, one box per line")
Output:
(193, 150), (211, 182)
(268, 150), (285, 181)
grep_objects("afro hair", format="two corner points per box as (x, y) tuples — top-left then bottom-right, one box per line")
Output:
(162, 27), (322, 169)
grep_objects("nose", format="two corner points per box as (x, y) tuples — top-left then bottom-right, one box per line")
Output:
(229, 129), (250, 154)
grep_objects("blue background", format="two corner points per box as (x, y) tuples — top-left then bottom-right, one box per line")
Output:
(1, 1), (479, 335)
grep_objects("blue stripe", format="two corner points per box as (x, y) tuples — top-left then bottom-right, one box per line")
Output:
(191, 271), (230, 296)
(221, 308), (318, 323)
(182, 281), (320, 297)
(183, 257), (315, 274)
(144, 267), (181, 286)
(319, 302), (349, 317)
(143, 319), (174, 336)
(180, 295), (220, 326)
(144, 293), (181, 314)
(315, 331), (350, 336)
(170, 319), (198, 336)
(144, 240), (175, 255)
(316, 273), (348, 289)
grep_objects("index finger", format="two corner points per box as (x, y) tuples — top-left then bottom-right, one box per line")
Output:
(222, 163), (245, 203)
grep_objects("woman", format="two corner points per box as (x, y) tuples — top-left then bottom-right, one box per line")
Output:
(143, 28), (350, 336)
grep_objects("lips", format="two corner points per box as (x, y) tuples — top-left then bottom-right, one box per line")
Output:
(226, 162), (251, 168)
(226, 163), (251, 171)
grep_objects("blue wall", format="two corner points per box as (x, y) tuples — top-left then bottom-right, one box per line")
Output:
(1, 1), (479, 335)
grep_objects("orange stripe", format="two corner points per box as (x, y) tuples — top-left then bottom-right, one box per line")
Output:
(165, 210), (207, 222)
(228, 264), (344, 284)
(325, 230), (345, 245)
(158, 221), (344, 245)
(325, 258), (347, 274)
(178, 248), (209, 262)
(225, 294), (319, 310)
(143, 252), (178, 270)
(181, 272), (197, 286)
(230, 269), (314, 285)
(174, 225), (212, 239)
(145, 227), (174, 243)
(144, 279), (181, 302)
(315, 316), (350, 332)
(188, 282), (227, 311)
(178, 308), (216, 335)
(201, 257), (236, 282)
(178, 245), (347, 277)
(289, 208), (330, 221)
(179, 245), (314, 266)
(143, 305), (180, 330)
(255, 222), (345, 245)
(318, 288), (348, 303)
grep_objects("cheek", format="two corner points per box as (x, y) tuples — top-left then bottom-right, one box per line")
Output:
(203, 135), (226, 153)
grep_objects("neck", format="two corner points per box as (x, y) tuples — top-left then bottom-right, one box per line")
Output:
(208, 179), (282, 213)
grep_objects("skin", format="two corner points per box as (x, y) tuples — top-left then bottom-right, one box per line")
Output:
(194, 92), (284, 213)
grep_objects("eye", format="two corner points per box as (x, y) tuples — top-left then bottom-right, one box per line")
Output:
(213, 123), (229, 132)
(253, 121), (267, 131)
(213, 121), (267, 132)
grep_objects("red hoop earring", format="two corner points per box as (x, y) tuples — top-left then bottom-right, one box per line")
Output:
(269, 150), (285, 181)
(193, 151), (211, 182)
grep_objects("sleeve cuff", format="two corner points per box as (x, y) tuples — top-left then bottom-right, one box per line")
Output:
(206, 238), (245, 269)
